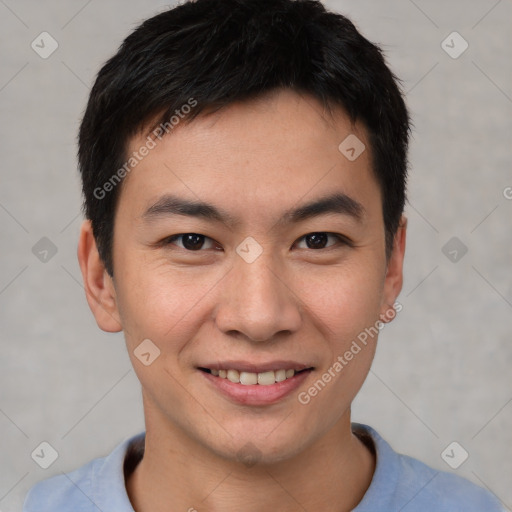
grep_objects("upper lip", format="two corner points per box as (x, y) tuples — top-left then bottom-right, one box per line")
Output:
(198, 360), (314, 373)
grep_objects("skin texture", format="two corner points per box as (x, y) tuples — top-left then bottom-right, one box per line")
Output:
(78, 88), (407, 512)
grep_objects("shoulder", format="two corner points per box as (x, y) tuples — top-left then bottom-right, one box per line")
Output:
(352, 423), (506, 512)
(23, 457), (99, 512)
(22, 432), (145, 512)
(394, 449), (504, 511)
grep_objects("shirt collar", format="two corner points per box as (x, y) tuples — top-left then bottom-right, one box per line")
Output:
(90, 423), (389, 511)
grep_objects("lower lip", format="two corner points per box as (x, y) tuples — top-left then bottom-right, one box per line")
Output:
(199, 369), (312, 406)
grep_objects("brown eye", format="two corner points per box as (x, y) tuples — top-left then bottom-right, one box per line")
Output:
(164, 233), (217, 251)
(295, 232), (350, 250)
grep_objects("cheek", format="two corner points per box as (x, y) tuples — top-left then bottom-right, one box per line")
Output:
(296, 258), (384, 345)
(294, 263), (383, 416)
(114, 254), (225, 350)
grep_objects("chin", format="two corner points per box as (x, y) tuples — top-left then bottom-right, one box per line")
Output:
(202, 423), (315, 467)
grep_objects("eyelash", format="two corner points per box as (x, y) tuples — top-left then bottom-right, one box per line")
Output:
(161, 232), (352, 251)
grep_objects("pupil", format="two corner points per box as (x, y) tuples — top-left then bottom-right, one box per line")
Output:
(183, 233), (204, 250)
(307, 233), (327, 249)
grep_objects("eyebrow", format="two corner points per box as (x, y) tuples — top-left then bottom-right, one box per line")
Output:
(141, 192), (366, 228)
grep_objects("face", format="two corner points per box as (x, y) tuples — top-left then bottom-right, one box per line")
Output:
(81, 88), (406, 464)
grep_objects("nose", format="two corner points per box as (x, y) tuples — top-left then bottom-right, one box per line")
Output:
(214, 253), (303, 343)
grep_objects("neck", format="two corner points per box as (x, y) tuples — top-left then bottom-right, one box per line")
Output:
(126, 408), (375, 512)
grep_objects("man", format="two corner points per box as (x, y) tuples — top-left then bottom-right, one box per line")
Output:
(23, 0), (505, 510)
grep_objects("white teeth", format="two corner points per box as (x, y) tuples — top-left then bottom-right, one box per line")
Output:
(257, 371), (276, 386)
(227, 369), (240, 383)
(209, 368), (299, 385)
(275, 369), (287, 382)
(240, 371), (258, 385)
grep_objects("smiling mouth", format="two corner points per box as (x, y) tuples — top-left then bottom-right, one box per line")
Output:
(198, 367), (313, 385)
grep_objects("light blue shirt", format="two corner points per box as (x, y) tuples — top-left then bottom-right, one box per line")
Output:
(23, 423), (505, 511)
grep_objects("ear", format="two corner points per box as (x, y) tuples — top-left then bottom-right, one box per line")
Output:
(379, 214), (407, 322)
(77, 220), (122, 332)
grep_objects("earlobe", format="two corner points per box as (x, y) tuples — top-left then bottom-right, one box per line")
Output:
(77, 220), (122, 333)
(379, 215), (407, 322)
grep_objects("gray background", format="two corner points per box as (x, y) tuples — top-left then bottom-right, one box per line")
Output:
(1, 0), (511, 510)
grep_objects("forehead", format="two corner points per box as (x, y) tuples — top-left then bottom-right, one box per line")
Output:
(118, 89), (380, 228)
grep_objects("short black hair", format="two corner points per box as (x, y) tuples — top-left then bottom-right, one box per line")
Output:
(78, 0), (410, 277)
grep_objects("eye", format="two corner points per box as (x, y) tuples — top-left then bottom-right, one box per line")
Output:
(161, 232), (350, 252)
(294, 232), (350, 250)
(163, 233), (220, 251)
